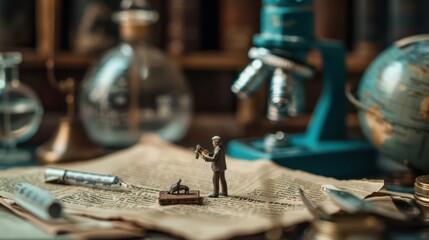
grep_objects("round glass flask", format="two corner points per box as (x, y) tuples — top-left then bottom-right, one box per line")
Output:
(0, 52), (43, 162)
(79, 0), (192, 147)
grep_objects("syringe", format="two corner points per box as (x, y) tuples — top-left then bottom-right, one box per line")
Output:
(14, 182), (62, 220)
(44, 168), (130, 191)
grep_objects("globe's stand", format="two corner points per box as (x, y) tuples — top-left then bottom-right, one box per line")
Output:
(377, 155), (416, 194)
(227, 0), (377, 179)
(376, 155), (410, 173)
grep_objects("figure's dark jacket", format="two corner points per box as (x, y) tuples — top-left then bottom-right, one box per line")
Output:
(203, 146), (227, 172)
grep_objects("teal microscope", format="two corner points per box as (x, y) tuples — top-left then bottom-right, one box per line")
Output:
(227, 0), (376, 178)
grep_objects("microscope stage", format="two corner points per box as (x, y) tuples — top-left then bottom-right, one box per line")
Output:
(227, 135), (377, 179)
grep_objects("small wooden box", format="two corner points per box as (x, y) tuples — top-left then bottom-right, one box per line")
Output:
(158, 190), (203, 205)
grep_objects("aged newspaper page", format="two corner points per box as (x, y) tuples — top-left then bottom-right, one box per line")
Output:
(0, 135), (383, 240)
(0, 198), (145, 239)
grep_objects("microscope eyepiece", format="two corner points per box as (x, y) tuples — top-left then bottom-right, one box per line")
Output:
(232, 47), (313, 102)
(232, 48), (309, 122)
(231, 59), (273, 99)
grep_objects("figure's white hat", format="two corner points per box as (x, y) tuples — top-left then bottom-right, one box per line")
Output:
(212, 136), (221, 141)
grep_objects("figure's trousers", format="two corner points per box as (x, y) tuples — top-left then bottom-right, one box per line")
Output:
(212, 171), (228, 195)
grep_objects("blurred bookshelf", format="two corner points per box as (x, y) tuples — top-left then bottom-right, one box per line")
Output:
(2, 0), (429, 144)
(9, 0), (428, 66)
(15, 0), (392, 73)
(20, 50), (372, 74)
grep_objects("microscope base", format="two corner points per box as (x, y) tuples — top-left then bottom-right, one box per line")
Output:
(227, 135), (377, 179)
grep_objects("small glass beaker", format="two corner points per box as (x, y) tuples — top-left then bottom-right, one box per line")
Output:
(0, 52), (43, 163)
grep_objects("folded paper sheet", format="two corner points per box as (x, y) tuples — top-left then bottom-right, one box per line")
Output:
(0, 135), (383, 240)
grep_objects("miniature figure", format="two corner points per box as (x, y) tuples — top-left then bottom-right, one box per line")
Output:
(168, 179), (190, 195)
(159, 179), (203, 205)
(198, 136), (228, 198)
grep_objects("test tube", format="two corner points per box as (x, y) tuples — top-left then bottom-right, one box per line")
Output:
(14, 182), (62, 220)
(44, 168), (129, 191)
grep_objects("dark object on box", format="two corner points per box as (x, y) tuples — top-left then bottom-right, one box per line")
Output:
(168, 179), (190, 195)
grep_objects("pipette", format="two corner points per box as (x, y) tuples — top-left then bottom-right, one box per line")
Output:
(44, 168), (130, 191)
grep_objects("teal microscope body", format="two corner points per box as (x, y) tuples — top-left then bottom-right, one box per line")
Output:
(227, 0), (376, 178)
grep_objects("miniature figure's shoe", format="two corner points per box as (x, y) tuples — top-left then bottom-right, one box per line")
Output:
(208, 194), (219, 198)
(219, 193), (228, 197)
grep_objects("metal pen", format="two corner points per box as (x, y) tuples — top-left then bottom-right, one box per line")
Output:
(14, 182), (62, 220)
(44, 168), (129, 191)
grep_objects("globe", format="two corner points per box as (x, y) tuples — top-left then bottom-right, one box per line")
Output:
(357, 35), (429, 173)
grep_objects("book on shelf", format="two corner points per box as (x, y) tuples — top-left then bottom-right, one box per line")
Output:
(314, 0), (348, 46)
(166, 0), (200, 55)
(148, 0), (167, 49)
(386, 0), (420, 44)
(418, 0), (429, 34)
(351, 0), (428, 55)
(0, 0), (36, 50)
(352, 0), (386, 57)
(219, 0), (260, 53)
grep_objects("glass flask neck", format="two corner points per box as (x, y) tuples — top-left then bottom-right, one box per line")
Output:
(1, 65), (19, 82)
(0, 65), (19, 91)
(0, 52), (21, 87)
(120, 24), (151, 44)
